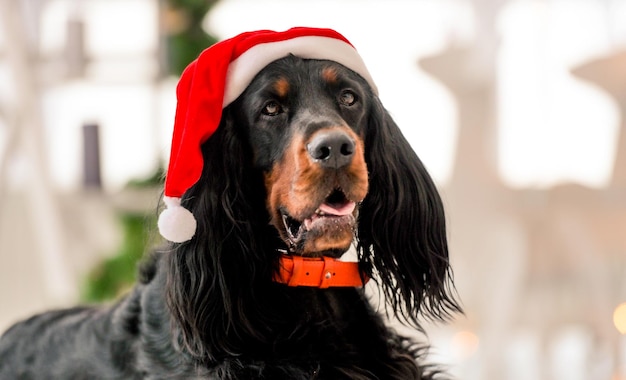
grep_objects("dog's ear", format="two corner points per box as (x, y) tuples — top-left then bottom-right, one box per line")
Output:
(164, 106), (280, 359)
(357, 98), (461, 325)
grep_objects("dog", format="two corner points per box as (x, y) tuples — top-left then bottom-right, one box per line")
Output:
(0, 29), (460, 379)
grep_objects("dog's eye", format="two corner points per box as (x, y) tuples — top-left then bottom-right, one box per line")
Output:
(339, 90), (357, 106)
(262, 101), (283, 116)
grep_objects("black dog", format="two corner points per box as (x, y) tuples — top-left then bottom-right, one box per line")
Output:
(0, 55), (460, 379)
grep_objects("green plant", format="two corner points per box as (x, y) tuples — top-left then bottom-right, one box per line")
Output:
(164, 0), (220, 75)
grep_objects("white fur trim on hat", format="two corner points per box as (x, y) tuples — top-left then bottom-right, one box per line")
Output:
(223, 35), (377, 107)
(158, 196), (197, 243)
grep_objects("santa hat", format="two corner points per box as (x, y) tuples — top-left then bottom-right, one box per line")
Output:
(158, 27), (377, 243)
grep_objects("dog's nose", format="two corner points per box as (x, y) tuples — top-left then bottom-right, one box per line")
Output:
(307, 131), (356, 169)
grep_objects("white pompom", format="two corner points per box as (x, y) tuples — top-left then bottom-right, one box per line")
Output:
(158, 197), (197, 243)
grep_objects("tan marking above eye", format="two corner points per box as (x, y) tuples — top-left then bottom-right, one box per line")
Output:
(273, 78), (290, 98)
(322, 67), (338, 84)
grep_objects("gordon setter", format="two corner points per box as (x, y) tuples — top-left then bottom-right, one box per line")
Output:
(0, 29), (460, 379)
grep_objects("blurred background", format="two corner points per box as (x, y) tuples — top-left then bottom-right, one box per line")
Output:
(0, 0), (625, 378)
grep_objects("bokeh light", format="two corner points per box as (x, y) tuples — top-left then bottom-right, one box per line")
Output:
(613, 303), (626, 334)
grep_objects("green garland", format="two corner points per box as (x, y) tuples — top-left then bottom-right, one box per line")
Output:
(81, 0), (222, 301)
(165, 0), (220, 75)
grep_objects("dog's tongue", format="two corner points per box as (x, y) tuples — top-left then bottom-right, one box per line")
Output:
(319, 201), (356, 216)
(303, 201), (356, 231)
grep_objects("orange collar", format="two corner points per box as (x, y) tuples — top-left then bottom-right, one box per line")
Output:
(273, 255), (369, 288)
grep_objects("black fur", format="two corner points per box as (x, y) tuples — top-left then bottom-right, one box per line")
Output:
(0, 56), (460, 379)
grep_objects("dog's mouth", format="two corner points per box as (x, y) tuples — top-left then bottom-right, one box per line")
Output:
(281, 188), (357, 249)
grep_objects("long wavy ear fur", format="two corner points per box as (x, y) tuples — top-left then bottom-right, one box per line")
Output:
(357, 98), (461, 326)
(164, 106), (280, 360)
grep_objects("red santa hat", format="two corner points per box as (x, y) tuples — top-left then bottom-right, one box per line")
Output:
(158, 27), (377, 243)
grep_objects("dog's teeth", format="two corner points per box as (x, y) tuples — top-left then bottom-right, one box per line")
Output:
(282, 214), (301, 240)
(304, 219), (313, 230)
